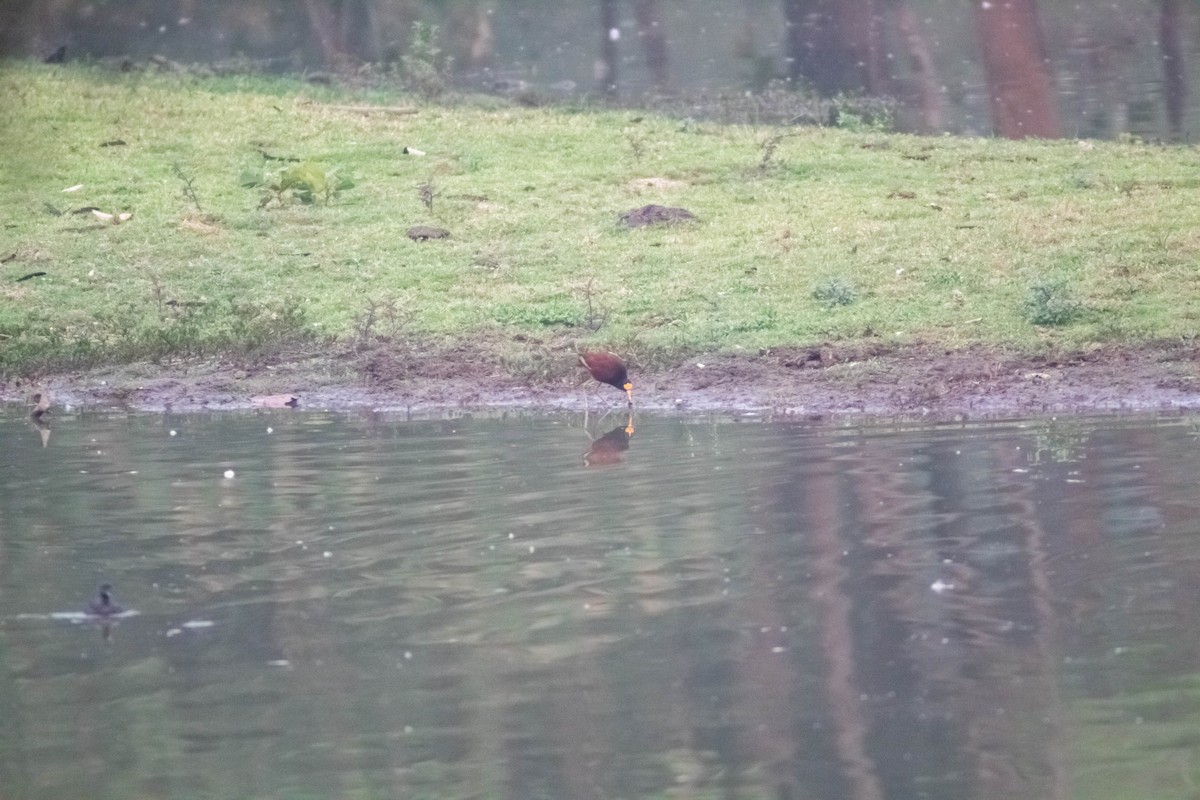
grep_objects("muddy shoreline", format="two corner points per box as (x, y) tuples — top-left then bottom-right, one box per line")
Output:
(3, 342), (1199, 419)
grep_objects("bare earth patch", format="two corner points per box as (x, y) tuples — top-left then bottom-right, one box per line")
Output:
(3, 341), (1199, 419)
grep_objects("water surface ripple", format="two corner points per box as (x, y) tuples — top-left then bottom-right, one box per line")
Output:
(3, 410), (1200, 799)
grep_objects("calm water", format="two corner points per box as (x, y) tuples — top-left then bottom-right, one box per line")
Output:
(3, 408), (1200, 799)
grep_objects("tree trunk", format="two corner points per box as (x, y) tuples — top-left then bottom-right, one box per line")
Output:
(782, 0), (841, 95)
(974, 0), (1061, 138)
(470, 4), (496, 68)
(634, 0), (669, 91)
(301, 0), (347, 65)
(782, 0), (893, 97)
(597, 0), (620, 95)
(838, 0), (891, 94)
(889, 0), (945, 132)
(1160, 0), (1187, 139)
(337, 0), (378, 62)
(0, 0), (60, 58)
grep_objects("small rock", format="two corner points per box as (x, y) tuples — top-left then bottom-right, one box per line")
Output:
(251, 394), (300, 408)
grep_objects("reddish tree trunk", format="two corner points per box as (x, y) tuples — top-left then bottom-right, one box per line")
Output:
(974, 0), (1061, 138)
(634, 0), (669, 90)
(1160, 0), (1187, 138)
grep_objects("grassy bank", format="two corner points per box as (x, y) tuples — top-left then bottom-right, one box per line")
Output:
(3, 63), (1200, 380)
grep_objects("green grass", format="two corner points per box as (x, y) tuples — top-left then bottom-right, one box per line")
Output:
(4, 62), (1200, 377)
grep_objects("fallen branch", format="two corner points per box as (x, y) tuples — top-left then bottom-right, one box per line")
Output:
(300, 101), (419, 116)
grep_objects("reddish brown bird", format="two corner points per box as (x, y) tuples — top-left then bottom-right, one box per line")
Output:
(579, 351), (633, 406)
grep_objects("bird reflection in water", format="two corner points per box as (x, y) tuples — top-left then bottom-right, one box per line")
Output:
(583, 412), (636, 467)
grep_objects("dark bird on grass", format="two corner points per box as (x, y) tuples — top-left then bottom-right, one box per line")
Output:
(579, 351), (633, 406)
(44, 45), (67, 64)
(86, 584), (124, 617)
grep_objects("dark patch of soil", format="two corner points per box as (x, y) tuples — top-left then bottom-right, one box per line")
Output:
(619, 204), (697, 228)
(406, 225), (450, 241)
(3, 341), (1199, 419)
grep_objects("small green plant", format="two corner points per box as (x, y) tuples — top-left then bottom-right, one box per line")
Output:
(351, 296), (412, 351)
(172, 163), (202, 211)
(493, 296), (582, 327)
(812, 278), (859, 308)
(418, 179), (436, 212)
(573, 277), (610, 332)
(757, 131), (797, 172)
(830, 95), (893, 133)
(1025, 277), (1082, 326)
(400, 22), (451, 100)
(241, 162), (355, 207)
(624, 128), (646, 163)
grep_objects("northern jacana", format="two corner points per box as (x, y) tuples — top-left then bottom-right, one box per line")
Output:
(579, 351), (633, 406)
(86, 584), (124, 617)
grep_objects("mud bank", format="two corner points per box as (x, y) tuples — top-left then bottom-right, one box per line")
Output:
(3, 342), (1199, 419)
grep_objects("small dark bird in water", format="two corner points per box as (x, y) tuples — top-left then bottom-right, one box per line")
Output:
(579, 351), (633, 406)
(86, 584), (123, 616)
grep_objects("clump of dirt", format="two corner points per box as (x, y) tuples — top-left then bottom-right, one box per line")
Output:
(3, 340), (1198, 418)
(619, 204), (697, 228)
(406, 225), (450, 241)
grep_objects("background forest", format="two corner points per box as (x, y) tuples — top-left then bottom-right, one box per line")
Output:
(2, 0), (1197, 140)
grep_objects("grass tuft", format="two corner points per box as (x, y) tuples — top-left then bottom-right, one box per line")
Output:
(1024, 277), (1084, 327)
(812, 278), (859, 308)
